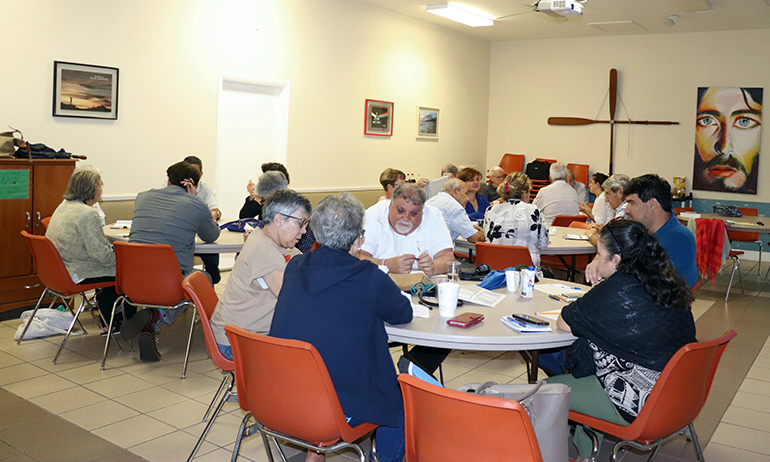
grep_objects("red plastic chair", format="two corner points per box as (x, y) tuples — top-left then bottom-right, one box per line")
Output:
(568, 221), (591, 230)
(398, 374), (543, 462)
(566, 163), (589, 185)
(674, 207), (694, 215)
(499, 153), (525, 174)
(727, 207), (762, 276)
(40, 216), (52, 229)
(551, 215), (587, 227)
(569, 330), (737, 462)
(224, 325), (378, 462)
(100, 242), (194, 376)
(475, 243), (533, 271)
(19, 231), (117, 364)
(182, 272), (235, 461)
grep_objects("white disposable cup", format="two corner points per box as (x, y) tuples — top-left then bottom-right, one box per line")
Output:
(505, 270), (520, 293)
(446, 261), (461, 282)
(438, 282), (460, 317)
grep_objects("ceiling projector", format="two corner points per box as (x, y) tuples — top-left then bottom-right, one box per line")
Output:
(537, 0), (584, 17)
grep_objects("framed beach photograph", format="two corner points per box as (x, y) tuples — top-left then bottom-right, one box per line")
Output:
(416, 106), (439, 139)
(53, 61), (119, 119)
(364, 99), (394, 136)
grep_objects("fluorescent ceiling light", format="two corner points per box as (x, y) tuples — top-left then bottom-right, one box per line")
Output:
(426, 3), (494, 27)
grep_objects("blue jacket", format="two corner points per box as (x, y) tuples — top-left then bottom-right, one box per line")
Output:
(465, 193), (490, 221)
(269, 246), (413, 427)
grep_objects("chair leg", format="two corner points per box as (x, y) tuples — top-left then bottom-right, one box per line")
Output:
(187, 372), (235, 461)
(53, 297), (84, 364)
(686, 423), (705, 462)
(726, 256), (743, 301)
(202, 373), (230, 422)
(757, 241), (763, 276)
(182, 304), (196, 379)
(582, 426), (600, 462)
(16, 289), (51, 345)
(231, 413), (255, 462)
(101, 296), (125, 370)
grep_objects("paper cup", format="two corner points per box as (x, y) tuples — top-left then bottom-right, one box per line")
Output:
(505, 270), (520, 293)
(438, 282), (460, 317)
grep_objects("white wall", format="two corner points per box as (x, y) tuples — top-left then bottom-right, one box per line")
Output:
(1, 0), (490, 197)
(487, 30), (770, 202)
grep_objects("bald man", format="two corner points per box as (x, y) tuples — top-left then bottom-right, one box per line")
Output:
(480, 166), (505, 202)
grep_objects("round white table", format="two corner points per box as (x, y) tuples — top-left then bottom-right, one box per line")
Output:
(104, 223), (246, 254)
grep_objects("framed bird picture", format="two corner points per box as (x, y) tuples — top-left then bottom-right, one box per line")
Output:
(365, 99), (394, 136)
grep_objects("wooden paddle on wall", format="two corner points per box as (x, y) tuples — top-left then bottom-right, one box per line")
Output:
(547, 69), (679, 174)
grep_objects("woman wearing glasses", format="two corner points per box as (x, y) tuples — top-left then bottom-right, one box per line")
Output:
(270, 193), (413, 462)
(210, 189), (311, 360)
(547, 220), (696, 461)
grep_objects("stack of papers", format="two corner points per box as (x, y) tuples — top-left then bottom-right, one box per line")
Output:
(501, 316), (552, 333)
(458, 285), (505, 307)
(563, 233), (589, 241)
(110, 220), (132, 229)
(680, 212), (701, 219)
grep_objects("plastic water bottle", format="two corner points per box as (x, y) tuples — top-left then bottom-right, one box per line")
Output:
(520, 266), (535, 299)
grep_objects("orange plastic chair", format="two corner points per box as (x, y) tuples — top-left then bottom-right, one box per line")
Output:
(19, 231), (117, 364)
(100, 242), (194, 376)
(551, 215), (587, 227)
(398, 374), (543, 462)
(568, 221), (591, 230)
(727, 207), (762, 276)
(40, 216), (51, 229)
(566, 163), (589, 185)
(499, 153), (525, 174)
(533, 158), (557, 164)
(224, 325), (378, 462)
(182, 272), (235, 461)
(529, 179), (551, 202)
(673, 207), (694, 215)
(569, 330), (737, 462)
(475, 243), (533, 271)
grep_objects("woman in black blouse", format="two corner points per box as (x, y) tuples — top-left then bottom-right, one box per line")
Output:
(548, 220), (696, 460)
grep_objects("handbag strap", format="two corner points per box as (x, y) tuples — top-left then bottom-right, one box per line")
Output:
(475, 379), (545, 401)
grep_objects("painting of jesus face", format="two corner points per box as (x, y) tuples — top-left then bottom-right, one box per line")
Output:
(693, 87), (763, 194)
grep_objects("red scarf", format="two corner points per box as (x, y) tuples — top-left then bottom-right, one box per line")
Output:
(695, 218), (725, 286)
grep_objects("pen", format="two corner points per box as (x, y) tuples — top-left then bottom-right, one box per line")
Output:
(548, 294), (569, 302)
(554, 284), (583, 291)
(418, 300), (434, 310)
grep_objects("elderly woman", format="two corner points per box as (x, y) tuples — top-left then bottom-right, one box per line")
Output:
(578, 172), (609, 224)
(209, 189), (311, 360)
(458, 167), (490, 221)
(483, 172), (549, 268)
(547, 220), (696, 460)
(602, 173), (630, 221)
(46, 166), (134, 330)
(270, 193), (413, 462)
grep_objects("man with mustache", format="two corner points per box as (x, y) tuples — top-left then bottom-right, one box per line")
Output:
(693, 87), (762, 194)
(359, 183), (454, 276)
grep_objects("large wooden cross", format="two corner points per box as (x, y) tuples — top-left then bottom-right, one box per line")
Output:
(547, 69), (679, 174)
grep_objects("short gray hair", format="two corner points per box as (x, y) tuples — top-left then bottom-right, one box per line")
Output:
(603, 173), (631, 193)
(311, 193), (365, 250)
(549, 162), (568, 181)
(441, 163), (458, 176)
(256, 171), (288, 198)
(262, 189), (311, 225)
(392, 183), (426, 207)
(442, 178), (465, 194)
(63, 166), (101, 202)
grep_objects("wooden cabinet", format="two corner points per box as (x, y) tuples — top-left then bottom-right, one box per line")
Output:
(0, 159), (76, 313)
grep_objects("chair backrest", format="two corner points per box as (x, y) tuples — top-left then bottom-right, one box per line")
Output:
(398, 374), (543, 462)
(673, 207), (694, 215)
(631, 329), (737, 442)
(41, 216), (52, 229)
(224, 325), (359, 445)
(727, 207), (760, 242)
(475, 243), (533, 271)
(533, 158), (557, 164)
(113, 241), (185, 306)
(566, 163), (589, 185)
(181, 271), (233, 372)
(499, 153), (525, 174)
(568, 221), (591, 229)
(20, 230), (79, 296)
(529, 179), (551, 202)
(551, 215), (587, 227)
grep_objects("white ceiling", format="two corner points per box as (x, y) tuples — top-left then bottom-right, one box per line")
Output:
(356, 0), (770, 42)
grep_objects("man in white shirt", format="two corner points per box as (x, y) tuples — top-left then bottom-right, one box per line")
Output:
(426, 179), (485, 243)
(360, 183), (454, 276)
(184, 156), (222, 283)
(533, 162), (580, 226)
(566, 168), (589, 203)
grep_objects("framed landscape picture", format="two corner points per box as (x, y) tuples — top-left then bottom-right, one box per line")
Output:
(53, 61), (119, 119)
(416, 106), (439, 139)
(365, 99), (394, 136)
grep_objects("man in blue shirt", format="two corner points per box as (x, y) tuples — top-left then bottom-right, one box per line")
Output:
(622, 174), (698, 287)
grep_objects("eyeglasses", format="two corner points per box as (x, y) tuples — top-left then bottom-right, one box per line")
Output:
(605, 219), (623, 257)
(359, 230), (366, 244)
(280, 213), (309, 228)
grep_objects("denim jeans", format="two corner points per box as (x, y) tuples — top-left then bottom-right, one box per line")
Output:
(217, 343), (233, 360)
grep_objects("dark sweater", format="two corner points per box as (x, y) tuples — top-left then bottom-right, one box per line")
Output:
(269, 246), (413, 427)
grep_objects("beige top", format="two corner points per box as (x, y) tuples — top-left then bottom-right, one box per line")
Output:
(210, 228), (298, 346)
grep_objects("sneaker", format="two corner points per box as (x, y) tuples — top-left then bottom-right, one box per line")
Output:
(120, 309), (159, 341)
(137, 327), (161, 362)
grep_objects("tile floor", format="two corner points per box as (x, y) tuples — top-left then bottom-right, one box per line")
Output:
(0, 260), (769, 462)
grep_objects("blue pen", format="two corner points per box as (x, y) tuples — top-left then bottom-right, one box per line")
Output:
(554, 284), (583, 291)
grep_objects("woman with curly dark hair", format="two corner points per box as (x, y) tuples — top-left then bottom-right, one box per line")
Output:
(547, 219), (696, 461)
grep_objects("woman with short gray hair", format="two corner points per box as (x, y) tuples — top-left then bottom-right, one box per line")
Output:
(602, 173), (631, 221)
(270, 193), (413, 462)
(46, 166), (134, 331)
(210, 188), (311, 361)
